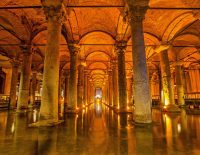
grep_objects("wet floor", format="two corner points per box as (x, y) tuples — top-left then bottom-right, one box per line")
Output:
(0, 103), (200, 155)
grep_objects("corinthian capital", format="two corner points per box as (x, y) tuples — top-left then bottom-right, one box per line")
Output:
(41, 0), (65, 22)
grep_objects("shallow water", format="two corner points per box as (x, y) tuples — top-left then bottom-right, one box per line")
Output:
(0, 103), (200, 155)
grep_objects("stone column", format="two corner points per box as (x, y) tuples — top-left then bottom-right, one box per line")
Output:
(108, 70), (113, 106)
(185, 71), (192, 93)
(175, 65), (185, 106)
(116, 41), (127, 111)
(129, 6), (152, 123)
(68, 44), (79, 112)
(84, 71), (88, 106)
(30, 72), (37, 106)
(38, 1), (64, 125)
(58, 69), (63, 115)
(9, 60), (19, 109)
(17, 47), (32, 110)
(127, 75), (133, 107)
(159, 49), (179, 112)
(112, 60), (118, 108)
(64, 72), (69, 113)
(77, 63), (84, 108)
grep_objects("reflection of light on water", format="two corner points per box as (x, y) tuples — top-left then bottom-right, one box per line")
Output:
(164, 114), (172, 137)
(97, 105), (100, 111)
(33, 110), (37, 123)
(11, 122), (15, 133)
(117, 115), (120, 128)
(177, 123), (181, 133)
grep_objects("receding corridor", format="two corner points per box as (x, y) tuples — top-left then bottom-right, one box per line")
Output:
(0, 103), (200, 155)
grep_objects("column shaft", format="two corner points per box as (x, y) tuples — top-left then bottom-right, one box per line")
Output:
(130, 7), (152, 123)
(68, 49), (78, 111)
(40, 9), (62, 121)
(30, 72), (37, 106)
(117, 48), (127, 110)
(127, 76), (133, 106)
(17, 51), (32, 110)
(160, 50), (175, 106)
(175, 65), (185, 105)
(108, 71), (113, 106)
(84, 73), (88, 105)
(10, 62), (19, 108)
(112, 61), (118, 108)
(77, 65), (84, 107)
(64, 75), (69, 112)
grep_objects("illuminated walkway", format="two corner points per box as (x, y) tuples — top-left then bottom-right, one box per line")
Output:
(0, 104), (200, 154)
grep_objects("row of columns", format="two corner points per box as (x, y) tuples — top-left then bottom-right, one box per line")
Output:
(8, 1), (183, 126)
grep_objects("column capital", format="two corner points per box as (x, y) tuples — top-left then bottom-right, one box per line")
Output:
(115, 40), (127, 54)
(172, 61), (184, 67)
(128, 5), (148, 22)
(79, 59), (87, 67)
(111, 59), (117, 68)
(41, 0), (65, 22)
(154, 44), (171, 53)
(20, 43), (32, 54)
(69, 43), (80, 56)
(10, 59), (20, 67)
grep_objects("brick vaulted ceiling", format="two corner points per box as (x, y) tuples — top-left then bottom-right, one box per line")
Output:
(0, 0), (199, 87)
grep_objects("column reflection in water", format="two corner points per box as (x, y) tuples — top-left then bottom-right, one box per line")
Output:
(152, 109), (200, 154)
(1, 107), (200, 154)
(2, 111), (38, 155)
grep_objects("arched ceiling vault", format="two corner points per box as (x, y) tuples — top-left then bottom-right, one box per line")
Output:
(0, 0), (200, 87)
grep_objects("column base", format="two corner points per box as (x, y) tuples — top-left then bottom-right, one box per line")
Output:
(134, 113), (152, 124)
(28, 119), (64, 127)
(162, 105), (181, 113)
(114, 107), (132, 114)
